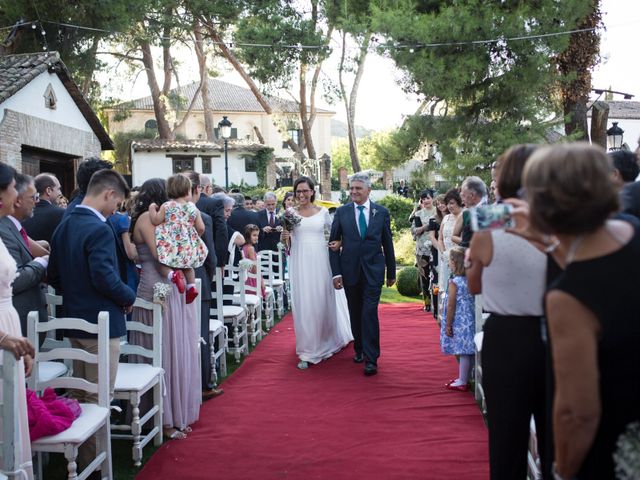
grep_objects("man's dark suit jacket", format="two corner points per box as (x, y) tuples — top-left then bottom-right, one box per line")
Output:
(22, 199), (65, 244)
(48, 207), (136, 339)
(194, 212), (216, 302)
(621, 181), (640, 219)
(228, 206), (260, 240)
(0, 217), (47, 335)
(196, 193), (228, 268)
(256, 208), (281, 251)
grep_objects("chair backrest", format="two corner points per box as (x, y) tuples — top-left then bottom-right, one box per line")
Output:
(46, 286), (63, 320)
(0, 351), (20, 476)
(241, 258), (262, 297)
(122, 297), (163, 368)
(27, 311), (110, 407)
(211, 268), (224, 323)
(258, 250), (283, 285)
(223, 264), (247, 303)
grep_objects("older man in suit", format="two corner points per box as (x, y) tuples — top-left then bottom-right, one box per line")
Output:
(256, 192), (282, 252)
(0, 173), (48, 336)
(49, 169), (136, 473)
(23, 173), (64, 244)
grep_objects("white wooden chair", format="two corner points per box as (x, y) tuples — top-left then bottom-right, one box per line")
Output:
(228, 263), (263, 346)
(36, 290), (71, 387)
(111, 297), (163, 467)
(28, 311), (113, 480)
(213, 268), (248, 362)
(207, 279), (228, 386)
(0, 350), (26, 479)
(258, 250), (285, 318)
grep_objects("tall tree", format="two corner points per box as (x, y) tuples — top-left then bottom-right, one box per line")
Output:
(371, 0), (593, 179)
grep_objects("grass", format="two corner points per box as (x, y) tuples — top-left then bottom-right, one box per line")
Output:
(44, 283), (421, 478)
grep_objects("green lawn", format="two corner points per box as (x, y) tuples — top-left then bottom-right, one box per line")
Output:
(381, 284), (422, 304)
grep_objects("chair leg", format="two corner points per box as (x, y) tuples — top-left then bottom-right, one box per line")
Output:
(209, 331), (216, 387)
(130, 392), (142, 467)
(63, 444), (79, 479)
(221, 328), (228, 377)
(153, 379), (163, 447)
(103, 422), (113, 479)
(232, 323), (241, 362)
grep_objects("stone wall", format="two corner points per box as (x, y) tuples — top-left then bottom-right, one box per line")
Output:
(0, 109), (101, 170)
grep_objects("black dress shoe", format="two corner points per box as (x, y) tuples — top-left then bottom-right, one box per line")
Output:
(364, 363), (377, 376)
(353, 353), (364, 363)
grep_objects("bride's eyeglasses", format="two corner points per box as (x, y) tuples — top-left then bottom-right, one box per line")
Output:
(295, 189), (312, 195)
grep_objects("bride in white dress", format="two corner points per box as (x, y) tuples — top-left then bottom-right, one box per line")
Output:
(282, 177), (352, 369)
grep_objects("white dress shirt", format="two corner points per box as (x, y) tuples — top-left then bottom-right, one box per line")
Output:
(353, 199), (371, 237)
(76, 204), (107, 222)
(7, 215), (48, 267)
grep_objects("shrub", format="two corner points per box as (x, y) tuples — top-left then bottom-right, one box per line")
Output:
(396, 266), (420, 297)
(376, 194), (415, 231)
(393, 228), (416, 266)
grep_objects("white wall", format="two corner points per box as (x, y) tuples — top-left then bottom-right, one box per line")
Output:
(132, 150), (258, 187)
(0, 71), (93, 133)
(587, 117), (640, 150)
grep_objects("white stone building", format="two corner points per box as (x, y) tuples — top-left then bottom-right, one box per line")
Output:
(0, 52), (113, 197)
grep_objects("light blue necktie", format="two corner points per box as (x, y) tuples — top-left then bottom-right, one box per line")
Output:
(357, 205), (367, 240)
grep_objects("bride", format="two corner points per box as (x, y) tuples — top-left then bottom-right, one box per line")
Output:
(281, 176), (353, 369)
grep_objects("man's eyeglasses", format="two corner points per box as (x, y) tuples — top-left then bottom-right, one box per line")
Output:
(30, 194), (40, 202)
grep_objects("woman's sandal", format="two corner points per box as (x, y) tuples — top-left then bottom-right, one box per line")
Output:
(181, 426), (193, 433)
(164, 427), (187, 440)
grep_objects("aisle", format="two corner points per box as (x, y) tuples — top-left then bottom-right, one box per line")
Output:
(137, 303), (489, 480)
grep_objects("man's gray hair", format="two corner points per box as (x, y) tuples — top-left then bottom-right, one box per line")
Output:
(263, 191), (277, 201)
(230, 193), (245, 208)
(462, 176), (487, 198)
(199, 174), (212, 187)
(15, 173), (34, 195)
(349, 172), (372, 188)
(211, 192), (235, 208)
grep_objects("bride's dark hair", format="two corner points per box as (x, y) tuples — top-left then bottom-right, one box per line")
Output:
(293, 176), (316, 203)
(0, 162), (16, 191)
(130, 178), (168, 234)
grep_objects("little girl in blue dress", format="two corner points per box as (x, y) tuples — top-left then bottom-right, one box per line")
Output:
(441, 246), (475, 391)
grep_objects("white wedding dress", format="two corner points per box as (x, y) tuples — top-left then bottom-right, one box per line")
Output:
(289, 208), (353, 364)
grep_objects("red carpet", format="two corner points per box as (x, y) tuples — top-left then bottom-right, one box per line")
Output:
(137, 303), (489, 479)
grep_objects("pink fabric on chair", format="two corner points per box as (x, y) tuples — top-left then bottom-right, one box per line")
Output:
(26, 388), (77, 441)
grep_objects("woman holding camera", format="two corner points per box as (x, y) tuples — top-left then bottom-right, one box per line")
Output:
(410, 190), (437, 311)
(466, 144), (549, 479)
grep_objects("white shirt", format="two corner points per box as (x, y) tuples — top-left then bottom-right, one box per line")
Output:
(353, 199), (371, 237)
(76, 204), (107, 222)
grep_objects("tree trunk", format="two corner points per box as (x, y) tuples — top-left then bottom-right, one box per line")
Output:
(590, 100), (609, 149)
(140, 39), (173, 140)
(253, 126), (266, 144)
(194, 22), (215, 141)
(80, 36), (99, 97)
(299, 64), (317, 160)
(564, 98), (589, 140)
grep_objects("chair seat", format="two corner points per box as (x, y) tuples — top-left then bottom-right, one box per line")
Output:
(269, 279), (284, 288)
(209, 319), (224, 332)
(232, 294), (260, 306)
(114, 363), (163, 391)
(37, 361), (68, 383)
(31, 403), (109, 446)
(222, 305), (245, 318)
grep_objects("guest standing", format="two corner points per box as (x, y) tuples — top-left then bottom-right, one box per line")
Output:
(130, 178), (201, 440)
(256, 192), (282, 252)
(22, 173), (64, 244)
(410, 190), (437, 311)
(63, 157), (113, 219)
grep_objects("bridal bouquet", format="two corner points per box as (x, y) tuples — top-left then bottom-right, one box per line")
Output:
(279, 207), (302, 231)
(614, 421), (640, 479)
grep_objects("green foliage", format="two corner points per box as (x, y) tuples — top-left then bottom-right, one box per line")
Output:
(396, 266), (420, 297)
(377, 194), (415, 231)
(371, 0), (593, 177)
(253, 147), (274, 186)
(393, 229), (417, 267)
(111, 129), (157, 174)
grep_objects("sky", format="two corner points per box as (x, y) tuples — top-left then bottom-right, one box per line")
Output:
(108, 0), (640, 132)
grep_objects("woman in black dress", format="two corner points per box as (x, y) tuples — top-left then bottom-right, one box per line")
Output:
(521, 143), (640, 480)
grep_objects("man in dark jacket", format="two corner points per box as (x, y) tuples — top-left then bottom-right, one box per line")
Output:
(256, 192), (282, 252)
(228, 193), (259, 236)
(23, 173), (65, 244)
(196, 174), (228, 269)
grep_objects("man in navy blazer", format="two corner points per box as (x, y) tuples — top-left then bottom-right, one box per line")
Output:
(256, 192), (282, 252)
(22, 173), (64, 244)
(329, 173), (396, 376)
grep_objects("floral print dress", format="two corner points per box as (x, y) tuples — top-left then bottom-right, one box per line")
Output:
(440, 275), (475, 355)
(156, 200), (207, 269)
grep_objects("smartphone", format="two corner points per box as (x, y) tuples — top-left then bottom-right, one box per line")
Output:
(470, 204), (513, 232)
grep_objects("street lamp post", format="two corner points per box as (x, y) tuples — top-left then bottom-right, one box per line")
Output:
(606, 122), (624, 151)
(218, 116), (232, 189)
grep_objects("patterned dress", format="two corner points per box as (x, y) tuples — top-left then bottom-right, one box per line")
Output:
(155, 200), (207, 269)
(440, 275), (475, 355)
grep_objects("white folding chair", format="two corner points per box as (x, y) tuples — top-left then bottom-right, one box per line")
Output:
(0, 351), (24, 479)
(232, 261), (263, 346)
(111, 297), (163, 467)
(258, 250), (285, 318)
(28, 311), (112, 480)
(207, 279), (228, 385)
(213, 267), (248, 363)
(34, 291), (71, 387)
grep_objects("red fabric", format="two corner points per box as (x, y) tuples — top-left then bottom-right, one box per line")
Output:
(26, 387), (76, 441)
(19, 227), (31, 253)
(137, 303), (489, 479)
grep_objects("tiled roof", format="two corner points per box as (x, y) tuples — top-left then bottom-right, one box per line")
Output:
(588, 101), (640, 119)
(131, 138), (267, 152)
(122, 78), (332, 114)
(0, 51), (113, 149)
